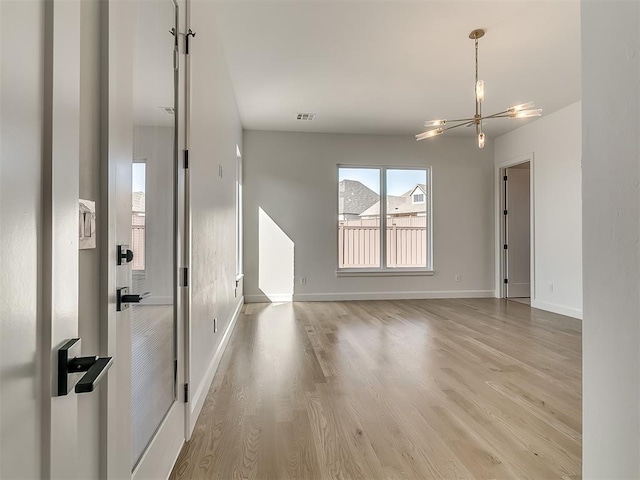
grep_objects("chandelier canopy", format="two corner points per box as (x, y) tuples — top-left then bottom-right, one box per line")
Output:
(416, 29), (541, 148)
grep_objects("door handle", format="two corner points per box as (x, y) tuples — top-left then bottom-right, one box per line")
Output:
(116, 287), (151, 311)
(57, 338), (113, 396)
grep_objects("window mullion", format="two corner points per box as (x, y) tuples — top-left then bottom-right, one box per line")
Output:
(380, 167), (387, 269)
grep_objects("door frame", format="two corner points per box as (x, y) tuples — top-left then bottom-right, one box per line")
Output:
(494, 153), (535, 300)
(101, 0), (187, 478)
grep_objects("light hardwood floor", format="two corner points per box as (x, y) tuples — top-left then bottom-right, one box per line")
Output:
(170, 299), (581, 480)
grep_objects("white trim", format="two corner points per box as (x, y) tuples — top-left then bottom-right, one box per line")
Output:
(336, 269), (434, 277)
(187, 297), (243, 435)
(531, 299), (583, 320)
(131, 402), (185, 480)
(494, 153), (535, 300)
(243, 293), (293, 303)
(245, 290), (494, 303)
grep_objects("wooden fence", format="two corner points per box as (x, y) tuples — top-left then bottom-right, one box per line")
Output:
(338, 216), (427, 268)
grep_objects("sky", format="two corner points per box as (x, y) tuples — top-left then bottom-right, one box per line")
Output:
(339, 167), (427, 196)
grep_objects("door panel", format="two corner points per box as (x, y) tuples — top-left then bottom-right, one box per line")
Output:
(131, 0), (178, 469)
(0, 2), (47, 478)
(506, 166), (531, 298)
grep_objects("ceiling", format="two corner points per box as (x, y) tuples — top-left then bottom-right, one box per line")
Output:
(213, 0), (581, 138)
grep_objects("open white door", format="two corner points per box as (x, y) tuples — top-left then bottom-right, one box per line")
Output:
(1, 1), (115, 478)
(104, 1), (186, 478)
(504, 164), (531, 298)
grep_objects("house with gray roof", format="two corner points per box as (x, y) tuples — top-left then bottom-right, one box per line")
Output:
(359, 184), (427, 218)
(338, 180), (379, 220)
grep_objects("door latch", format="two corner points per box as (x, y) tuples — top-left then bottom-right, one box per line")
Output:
(57, 338), (113, 396)
(116, 287), (151, 311)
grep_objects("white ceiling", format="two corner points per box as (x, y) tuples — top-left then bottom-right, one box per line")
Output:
(213, 0), (581, 138)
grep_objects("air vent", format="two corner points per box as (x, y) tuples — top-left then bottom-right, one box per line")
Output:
(296, 113), (316, 121)
(159, 107), (175, 115)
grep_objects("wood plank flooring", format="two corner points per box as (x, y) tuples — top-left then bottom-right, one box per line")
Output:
(170, 299), (582, 480)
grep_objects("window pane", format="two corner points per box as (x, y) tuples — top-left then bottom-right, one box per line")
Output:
(385, 169), (428, 268)
(338, 168), (380, 268)
(132, 162), (146, 271)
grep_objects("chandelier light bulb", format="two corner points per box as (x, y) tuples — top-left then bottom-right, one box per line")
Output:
(424, 119), (447, 127)
(415, 128), (444, 141)
(478, 132), (486, 149)
(508, 102), (535, 113)
(509, 108), (542, 119)
(475, 80), (485, 102)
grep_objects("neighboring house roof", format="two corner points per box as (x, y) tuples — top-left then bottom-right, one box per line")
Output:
(360, 183), (427, 217)
(339, 180), (379, 215)
(133, 191), (145, 213)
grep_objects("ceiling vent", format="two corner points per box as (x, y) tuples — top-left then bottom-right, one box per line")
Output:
(296, 113), (316, 121)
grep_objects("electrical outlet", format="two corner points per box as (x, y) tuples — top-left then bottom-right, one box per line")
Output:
(213, 318), (218, 333)
(455, 274), (461, 283)
(548, 282), (554, 293)
(301, 277), (307, 285)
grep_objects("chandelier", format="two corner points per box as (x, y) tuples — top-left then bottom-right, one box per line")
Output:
(416, 28), (541, 148)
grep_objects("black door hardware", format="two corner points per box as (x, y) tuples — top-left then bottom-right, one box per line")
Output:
(116, 287), (151, 311)
(57, 338), (113, 396)
(117, 244), (134, 265)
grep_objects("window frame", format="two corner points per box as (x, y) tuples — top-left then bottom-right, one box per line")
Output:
(336, 164), (433, 276)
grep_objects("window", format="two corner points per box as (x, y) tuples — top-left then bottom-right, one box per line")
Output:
(132, 162), (146, 271)
(338, 166), (431, 273)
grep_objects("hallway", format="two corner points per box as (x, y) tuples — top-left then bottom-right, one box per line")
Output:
(170, 299), (581, 479)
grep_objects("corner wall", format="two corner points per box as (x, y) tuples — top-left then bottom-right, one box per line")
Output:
(494, 102), (583, 319)
(187, 0), (244, 433)
(243, 131), (495, 302)
(581, 2), (640, 477)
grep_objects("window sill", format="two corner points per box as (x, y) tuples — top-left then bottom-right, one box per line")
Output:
(336, 269), (434, 277)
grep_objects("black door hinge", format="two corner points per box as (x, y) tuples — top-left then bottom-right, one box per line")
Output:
(504, 279), (509, 284)
(185, 29), (196, 55)
(503, 175), (508, 181)
(183, 149), (189, 169)
(184, 383), (189, 402)
(503, 244), (508, 249)
(503, 209), (508, 215)
(181, 267), (189, 287)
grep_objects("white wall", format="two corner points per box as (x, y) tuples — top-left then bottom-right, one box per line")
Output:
(243, 131), (495, 302)
(133, 126), (174, 304)
(494, 102), (583, 319)
(187, 0), (244, 433)
(582, 2), (640, 478)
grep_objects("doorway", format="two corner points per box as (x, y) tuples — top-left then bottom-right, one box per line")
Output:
(498, 159), (533, 302)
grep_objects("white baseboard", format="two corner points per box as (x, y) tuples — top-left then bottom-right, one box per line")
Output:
(245, 290), (494, 303)
(244, 293), (293, 303)
(188, 296), (243, 437)
(531, 299), (583, 320)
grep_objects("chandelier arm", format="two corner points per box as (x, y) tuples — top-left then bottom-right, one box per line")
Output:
(481, 109), (512, 119)
(440, 120), (476, 133)
(480, 113), (511, 120)
(445, 117), (477, 123)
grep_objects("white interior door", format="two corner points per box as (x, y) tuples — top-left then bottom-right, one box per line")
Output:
(505, 164), (531, 298)
(105, 1), (185, 478)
